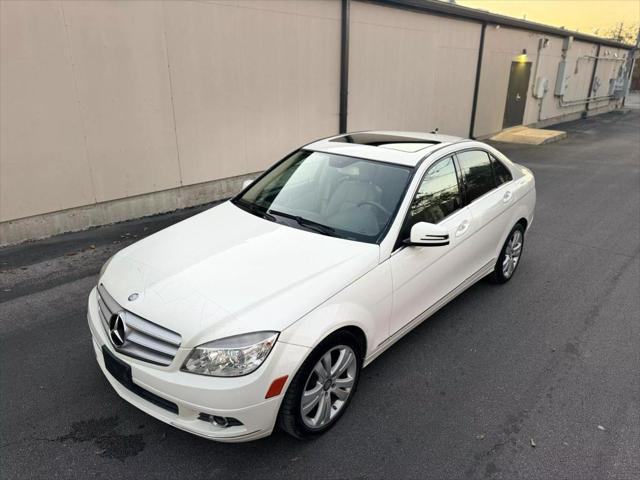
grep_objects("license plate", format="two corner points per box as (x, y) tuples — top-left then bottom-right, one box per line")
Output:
(102, 345), (133, 388)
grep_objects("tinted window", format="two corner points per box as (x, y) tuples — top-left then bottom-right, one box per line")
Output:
(457, 150), (495, 202)
(491, 156), (513, 185)
(404, 157), (462, 235)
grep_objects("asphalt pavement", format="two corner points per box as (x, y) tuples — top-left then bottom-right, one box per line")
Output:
(1, 109), (639, 480)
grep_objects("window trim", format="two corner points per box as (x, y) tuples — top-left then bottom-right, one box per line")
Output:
(453, 148), (514, 207)
(392, 155), (464, 250)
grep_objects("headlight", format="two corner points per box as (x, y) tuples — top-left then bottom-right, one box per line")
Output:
(181, 331), (279, 377)
(99, 255), (113, 280)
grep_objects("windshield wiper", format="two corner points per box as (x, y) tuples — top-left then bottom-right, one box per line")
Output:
(235, 199), (275, 222)
(264, 208), (337, 237)
(293, 216), (337, 237)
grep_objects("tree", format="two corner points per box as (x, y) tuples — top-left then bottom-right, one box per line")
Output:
(596, 23), (640, 45)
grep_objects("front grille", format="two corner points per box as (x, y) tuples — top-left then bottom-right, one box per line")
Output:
(97, 284), (182, 366)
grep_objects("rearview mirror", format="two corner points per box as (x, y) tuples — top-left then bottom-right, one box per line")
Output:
(242, 179), (254, 190)
(405, 222), (449, 247)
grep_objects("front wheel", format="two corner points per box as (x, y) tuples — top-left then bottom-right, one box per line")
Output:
(490, 223), (525, 283)
(278, 330), (362, 439)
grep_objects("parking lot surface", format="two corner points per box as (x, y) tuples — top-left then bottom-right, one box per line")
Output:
(1, 110), (639, 480)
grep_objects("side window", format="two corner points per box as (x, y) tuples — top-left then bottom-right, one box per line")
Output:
(457, 150), (495, 203)
(403, 156), (462, 236)
(491, 155), (513, 185)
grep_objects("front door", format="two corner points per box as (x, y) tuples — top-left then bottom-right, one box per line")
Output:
(388, 156), (476, 337)
(503, 61), (531, 129)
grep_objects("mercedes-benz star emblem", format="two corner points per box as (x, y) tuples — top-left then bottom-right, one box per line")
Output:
(128, 292), (139, 302)
(109, 313), (127, 347)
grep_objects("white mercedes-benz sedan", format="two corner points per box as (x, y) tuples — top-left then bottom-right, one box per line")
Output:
(88, 131), (535, 442)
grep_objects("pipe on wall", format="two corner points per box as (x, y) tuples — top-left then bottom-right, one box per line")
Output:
(554, 41), (615, 112)
(561, 94), (614, 107)
(339, 0), (350, 134)
(532, 37), (549, 122)
(579, 55), (626, 62)
(468, 22), (486, 139)
(531, 38), (547, 97)
(586, 45), (601, 112)
(574, 52), (624, 76)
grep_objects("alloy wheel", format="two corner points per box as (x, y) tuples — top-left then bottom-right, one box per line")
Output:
(502, 229), (523, 279)
(300, 345), (357, 429)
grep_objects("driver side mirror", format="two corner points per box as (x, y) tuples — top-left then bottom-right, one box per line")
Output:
(241, 179), (254, 190)
(404, 222), (450, 247)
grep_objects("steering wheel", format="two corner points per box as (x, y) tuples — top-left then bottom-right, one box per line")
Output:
(358, 201), (391, 217)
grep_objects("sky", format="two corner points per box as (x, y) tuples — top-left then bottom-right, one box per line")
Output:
(453, 0), (640, 41)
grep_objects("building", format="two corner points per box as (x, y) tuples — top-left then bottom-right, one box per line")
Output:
(0, 0), (634, 245)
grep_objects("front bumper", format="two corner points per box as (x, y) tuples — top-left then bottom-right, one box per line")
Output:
(87, 287), (309, 442)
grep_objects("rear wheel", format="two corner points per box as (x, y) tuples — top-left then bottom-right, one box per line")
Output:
(278, 330), (362, 439)
(490, 223), (525, 283)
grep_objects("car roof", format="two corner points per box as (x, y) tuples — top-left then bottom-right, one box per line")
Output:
(304, 130), (467, 167)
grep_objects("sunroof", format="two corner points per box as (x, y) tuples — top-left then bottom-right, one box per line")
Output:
(376, 143), (435, 153)
(330, 132), (440, 151)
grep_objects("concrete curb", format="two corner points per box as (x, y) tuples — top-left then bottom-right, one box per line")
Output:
(490, 126), (567, 145)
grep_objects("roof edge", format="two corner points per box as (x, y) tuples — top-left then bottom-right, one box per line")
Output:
(364, 0), (635, 50)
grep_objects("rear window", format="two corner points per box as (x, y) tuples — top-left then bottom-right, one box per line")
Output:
(457, 150), (495, 203)
(491, 156), (513, 185)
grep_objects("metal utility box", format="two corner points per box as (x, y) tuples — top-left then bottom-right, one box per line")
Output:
(534, 77), (549, 99)
(555, 60), (569, 96)
(562, 36), (574, 51)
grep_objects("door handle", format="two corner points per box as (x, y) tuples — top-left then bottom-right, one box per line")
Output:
(516, 93), (521, 101)
(502, 191), (513, 203)
(455, 220), (470, 237)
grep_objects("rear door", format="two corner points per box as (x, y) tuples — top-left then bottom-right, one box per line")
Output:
(455, 149), (515, 272)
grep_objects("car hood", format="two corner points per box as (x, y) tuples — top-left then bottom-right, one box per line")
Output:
(100, 201), (379, 347)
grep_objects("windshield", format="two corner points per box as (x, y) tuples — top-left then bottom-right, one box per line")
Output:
(233, 150), (413, 243)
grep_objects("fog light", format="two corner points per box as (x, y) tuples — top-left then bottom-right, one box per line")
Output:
(212, 416), (228, 427)
(197, 413), (243, 428)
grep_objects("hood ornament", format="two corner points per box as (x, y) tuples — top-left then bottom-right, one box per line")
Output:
(109, 313), (127, 347)
(128, 292), (139, 302)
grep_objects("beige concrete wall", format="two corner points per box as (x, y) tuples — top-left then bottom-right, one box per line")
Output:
(535, 39), (624, 121)
(348, 1), (480, 137)
(589, 45), (629, 107)
(0, 170), (258, 246)
(474, 26), (626, 137)
(0, 0), (340, 224)
(1, 0), (630, 244)
(163, 0), (340, 185)
(0, 1), (97, 222)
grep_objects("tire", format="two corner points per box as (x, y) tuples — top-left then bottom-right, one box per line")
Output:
(489, 223), (525, 284)
(278, 330), (362, 439)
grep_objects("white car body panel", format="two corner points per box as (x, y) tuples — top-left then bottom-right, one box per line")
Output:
(101, 201), (379, 348)
(88, 131), (536, 442)
(387, 205), (478, 338)
(282, 141), (535, 356)
(88, 288), (308, 441)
